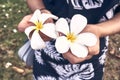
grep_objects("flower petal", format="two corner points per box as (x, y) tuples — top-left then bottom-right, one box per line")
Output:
(30, 30), (46, 50)
(70, 43), (88, 58)
(29, 9), (41, 23)
(56, 18), (69, 35)
(39, 13), (58, 24)
(40, 23), (57, 39)
(76, 32), (97, 46)
(70, 14), (87, 35)
(24, 26), (35, 39)
(55, 36), (69, 53)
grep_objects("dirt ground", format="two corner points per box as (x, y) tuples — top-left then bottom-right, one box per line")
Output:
(103, 34), (120, 80)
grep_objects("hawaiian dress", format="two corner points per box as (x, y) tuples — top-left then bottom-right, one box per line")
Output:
(33, 0), (120, 80)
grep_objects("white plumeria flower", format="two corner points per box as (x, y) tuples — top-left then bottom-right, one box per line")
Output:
(25, 9), (58, 50)
(55, 14), (97, 58)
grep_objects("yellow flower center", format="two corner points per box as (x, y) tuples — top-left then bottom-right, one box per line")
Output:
(67, 33), (76, 42)
(35, 21), (43, 30)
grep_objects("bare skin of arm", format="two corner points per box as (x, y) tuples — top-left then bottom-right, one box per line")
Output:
(26, 0), (45, 12)
(18, 0), (120, 64)
(97, 13), (120, 37)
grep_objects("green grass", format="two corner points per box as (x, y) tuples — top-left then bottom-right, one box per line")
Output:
(0, 0), (32, 80)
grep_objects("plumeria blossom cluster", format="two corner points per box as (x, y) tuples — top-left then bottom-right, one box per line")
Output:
(55, 14), (97, 58)
(25, 9), (97, 58)
(25, 9), (58, 50)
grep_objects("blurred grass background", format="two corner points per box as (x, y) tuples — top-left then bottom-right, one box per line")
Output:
(0, 0), (32, 80)
(0, 0), (120, 80)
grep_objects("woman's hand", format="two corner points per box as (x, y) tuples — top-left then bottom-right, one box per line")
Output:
(62, 24), (101, 64)
(17, 9), (54, 41)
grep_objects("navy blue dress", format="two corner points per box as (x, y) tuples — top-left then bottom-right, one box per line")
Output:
(33, 0), (120, 80)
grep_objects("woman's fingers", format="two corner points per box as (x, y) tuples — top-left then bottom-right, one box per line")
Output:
(18, 14), (33, 32)
(62, 50), (93, 64)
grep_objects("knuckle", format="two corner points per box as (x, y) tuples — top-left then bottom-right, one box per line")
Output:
(94, 48), (100, 55)
(94, 51), (99, 55)
(89, 46), (100, 55)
